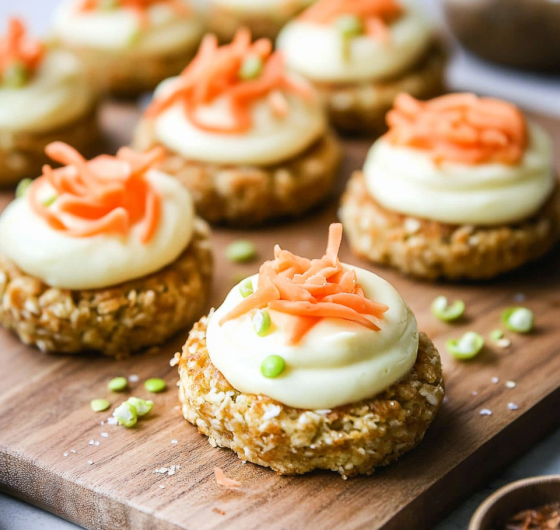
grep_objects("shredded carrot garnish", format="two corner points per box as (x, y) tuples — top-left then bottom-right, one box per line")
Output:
(300, 0), (403, 42)
(213, 467), (241, 489)
(385, 93), (528, 166)
(28, 142), (164, 244)
(220, 223), (389, 345)
(146, 28), (312, 134)
(0, 18), (44, 80)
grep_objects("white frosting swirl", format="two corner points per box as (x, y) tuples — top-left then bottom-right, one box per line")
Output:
(0, 51), (93, 133)
(0, 170), (194, 290)
(152, 76), (326, 165)
(206, 266), (418, 409)
(277, 0), (433, 83)
(364, 123), (556, 226)
(53, 0), (203, 54)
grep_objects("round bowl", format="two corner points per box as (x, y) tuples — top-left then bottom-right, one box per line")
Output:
(469, 475), (560, 530)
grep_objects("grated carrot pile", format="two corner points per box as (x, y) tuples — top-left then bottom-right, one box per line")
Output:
(385, 93), (528, 166)
(0, 18), (44, 79)
(300, 0), (403, 42)
(146, 28), (312, 134)
(28, 142), (164, 243)
(219, 223), (388, 345)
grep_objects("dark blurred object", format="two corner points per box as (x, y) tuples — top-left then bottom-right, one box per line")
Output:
(443, 0), (560, 72)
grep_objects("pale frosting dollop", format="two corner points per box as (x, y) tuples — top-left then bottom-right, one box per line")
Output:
(364, 122), (556, 226)
(0, 170), (194, 290)
(277, 0), (432, 83)
(53, 0), (203, 54)
(152, 76), (326, 165)
(210, 0), (314, 15)
(0, 50), (93, 133)
(206, 266), (418, 410)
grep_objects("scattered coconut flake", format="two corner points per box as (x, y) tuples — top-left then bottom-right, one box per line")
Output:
(513, 293), (526, 302)
(213, 467), (241, 489)
(101, 433), (109, 438)
(63, 452), (69, 457)
(505, 381), (516, 389)
(497, 338), (511, 349)
(263, 404), (282, 420)
(88, 440), (95, 446)
(159, 485), (165, 489)
(508, 402), (519, 410)
(479, 409), (493, 416)
(100, 421), (104, 426)
(404, 218), (421, 235)
(154, 467), (168, 474)
(94, 441), (100, 446)
(107, 417), (118, 425)
(128, 374), (139, 383)
(171, 440), (178, 445)
(471, 391), (478, 396)
(491, 377), (499, 384)
(314, 409), (332, 415)
(70, 450), (77, 454)
(169, 356), (179, 367)
(87, 460), (94, 465)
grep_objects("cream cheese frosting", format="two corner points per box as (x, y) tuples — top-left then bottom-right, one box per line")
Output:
(364, 122), (556, 226)
(0, 169), (194, 290)
(206, 266), (418, 410)
(0, 51), (93, 133)
(53, 0), (203, 55)
(277, 0), (432, 83)
(152, 76), (326, 165)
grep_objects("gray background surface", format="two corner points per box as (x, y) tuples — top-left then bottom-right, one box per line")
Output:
(1, 1), (559, 529)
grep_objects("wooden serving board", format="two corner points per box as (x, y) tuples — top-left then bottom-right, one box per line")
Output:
(1, 103), (560, 530)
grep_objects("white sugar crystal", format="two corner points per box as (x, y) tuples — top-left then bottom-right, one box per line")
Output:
(87, 460), (94, 465)
(63, 453), (69, 457)
(101, 433), (109, 438)
(171, 440), (178, 444)
(159, 485), (165, 489)
(508, 403), (519, 410)
(491, 377), (499, 384)
(128, 374), (139, 383)
(479, 409), (492, 416)
(505, 381), (516, 389)
(497, 338), (511, 349)
(88, 440), (94, 445)
(107, 417), (118, 425)
(94, 441), (100, 446)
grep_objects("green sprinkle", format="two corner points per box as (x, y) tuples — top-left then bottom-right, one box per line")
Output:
(2, 62), (29, 89)
(335, 14), (363, 62)
(226, 240), (257, 263)
(15, 178), (33, 198)
(253, 309), (271, 337)
(490, 329), (504, 341)
(446, 331), (485, 360)
(90, 399), (110, 412)
(431, 296), (465, 322)
(99, 0), (119, 10)
(127, 397), (153, 416)
(108, 376), (128, 392)
(144, 378), (166, 393)
(239, 278), (254, 298)
(42, 196), (57, 207)
(502, 307), (534, 334)
(113, 401), (138, 428)
(127, 28), (142, 47)
(261, 355), (285, 378)
(238, 55), (263, 80)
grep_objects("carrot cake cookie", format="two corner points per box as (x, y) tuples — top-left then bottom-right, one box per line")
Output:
(176, 223), (444, 476)
(340, 93), (560, 280)
(0, 142), (212, 356)
(0, 18), (98, 186)
(134, 29), (341, 226)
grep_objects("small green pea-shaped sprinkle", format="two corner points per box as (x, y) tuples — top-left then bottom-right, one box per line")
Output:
(108, 376), (128, 392)
(144, 378), (166, 393)
(261, 355), (285, 378)
(42, 196), (57, 207)
(253, 309), (271, 337)
(490, 329), (504, 341)
(113, 401), (138, 428)
(2, 62), (29, 89)
(446, 331), (485, 360)
(431, 296), (465, 322)
(502, 307), (534, 334)
(239, 278), (254, 298)
(99, 0), (119, 10)
(127, 397), (153, 416)
(335, 14), (363, 61)
(226, 240), (257, 263)
(238, 55), (263, 80)
(15, 178), (33, 198)
(90, 399), (110, 412)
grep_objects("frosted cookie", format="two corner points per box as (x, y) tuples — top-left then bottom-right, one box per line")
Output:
(340, 93), (560, 280)
(277, 0), (446, 134)
(0, 142), (212, 356)
(175, 224), (444, 476)
(133, 29), (341, 226)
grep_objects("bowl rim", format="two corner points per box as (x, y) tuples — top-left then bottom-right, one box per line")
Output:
(469, 474), (560, 530)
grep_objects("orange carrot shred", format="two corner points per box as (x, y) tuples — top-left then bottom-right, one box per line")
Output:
(219, 223), (388, 343)
(28, 142), (164, 243)
(146, 28), (312, 134)
(213, 467), (241, 489)
(0, 18), (44, 79)
(385, 93), (528, 166)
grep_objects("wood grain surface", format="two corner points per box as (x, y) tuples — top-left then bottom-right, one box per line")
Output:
(1, 102), (560, 530)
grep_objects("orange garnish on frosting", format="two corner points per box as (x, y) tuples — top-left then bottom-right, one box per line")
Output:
(0, 18), (44, 80)
(385, 93), (528, 166)
(219, 223), (389, 345)
(146, 28), (313, 134)
(300, 0), (403, 42)
(28, 142), (164, 243)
